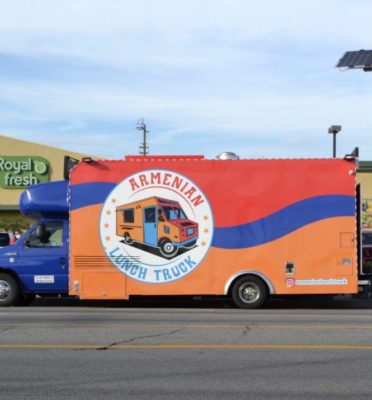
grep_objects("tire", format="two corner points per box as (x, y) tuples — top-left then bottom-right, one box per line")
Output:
(123, 232), (134, 245)
(159, 238), (178, 259)
(231, 275), (267, 309)
(0, 273), (20, 307)
(17, 293), (36, 306)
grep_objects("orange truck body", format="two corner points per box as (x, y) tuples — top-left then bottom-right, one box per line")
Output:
(69, 155), (359, 302)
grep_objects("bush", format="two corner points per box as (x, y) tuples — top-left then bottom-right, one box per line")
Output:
(0, 216), (31, 233)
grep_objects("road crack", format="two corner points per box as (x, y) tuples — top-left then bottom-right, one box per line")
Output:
(96, 329), (181, 350)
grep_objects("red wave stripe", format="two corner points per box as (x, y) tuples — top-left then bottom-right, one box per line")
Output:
(71, 158), (356, 227)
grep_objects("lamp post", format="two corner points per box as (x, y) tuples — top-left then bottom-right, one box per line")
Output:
(328, 125), (341, 158)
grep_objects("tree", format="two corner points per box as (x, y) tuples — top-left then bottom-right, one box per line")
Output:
(0, 216), (31, 233)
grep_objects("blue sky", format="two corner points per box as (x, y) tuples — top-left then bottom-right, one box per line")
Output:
(0, 0), (372, 159)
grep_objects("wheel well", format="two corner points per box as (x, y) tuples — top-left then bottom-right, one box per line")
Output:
(226, 273), (272, 297)
(0, 269), (25, 295)
(158, 237), (169, 246)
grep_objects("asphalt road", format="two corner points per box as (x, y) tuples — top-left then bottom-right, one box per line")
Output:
(1, 297), (372, 399)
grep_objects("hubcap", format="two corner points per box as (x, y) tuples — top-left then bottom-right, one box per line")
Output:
(0, 280), (11, 300)
(239, 283), (260, 304)
(164, 243), (175, 254)
(124, 234), (133, 244)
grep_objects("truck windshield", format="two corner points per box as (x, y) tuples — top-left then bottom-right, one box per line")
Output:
(26, 221), (64, 248)
(162, 206), (186, 220)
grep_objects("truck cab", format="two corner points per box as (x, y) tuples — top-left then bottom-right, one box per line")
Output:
(0, 181), (69, 306)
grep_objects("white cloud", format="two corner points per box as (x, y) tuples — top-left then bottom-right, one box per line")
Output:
(0, 0), (372, 159)
(0, 0), (370, 40)
(0, 0), (371, 59)
(1, 78), (371, 143)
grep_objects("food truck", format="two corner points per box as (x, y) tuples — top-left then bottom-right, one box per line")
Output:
(0, 151), (370, 308)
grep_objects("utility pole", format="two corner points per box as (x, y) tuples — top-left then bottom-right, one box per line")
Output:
(137, 119), (149, 155)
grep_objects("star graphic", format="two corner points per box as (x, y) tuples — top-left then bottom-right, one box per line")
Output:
(203, 215), (209, 221)
(204, 228), (209, 234)
(106, 210), (111, 216)
(201, 240), (207, 246)
(105, 236), (111, 242)
(111, 198), (117, 204)
(104, 223), (109, 228)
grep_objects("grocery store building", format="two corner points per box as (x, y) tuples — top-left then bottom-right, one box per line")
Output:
(0, 134), (97, 230)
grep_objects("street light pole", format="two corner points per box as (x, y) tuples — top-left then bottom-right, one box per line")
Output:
(328, 125), (341, 158)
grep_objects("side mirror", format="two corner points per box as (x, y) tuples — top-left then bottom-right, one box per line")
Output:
(63, 156), (79, 180)
(35, 224), (50, 244)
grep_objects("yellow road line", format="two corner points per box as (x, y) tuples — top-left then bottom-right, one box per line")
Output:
(1, 343), (372, 350)
(1, 323), (372, 330)
(186, 324), (372, 330)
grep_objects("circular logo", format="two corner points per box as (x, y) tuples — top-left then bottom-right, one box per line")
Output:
(34, 160), (48, 175)
(100, 169), (214, 283)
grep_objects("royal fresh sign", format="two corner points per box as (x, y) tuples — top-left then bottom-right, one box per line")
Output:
(0, 156), (50, 188)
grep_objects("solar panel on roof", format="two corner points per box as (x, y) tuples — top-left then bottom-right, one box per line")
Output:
(336, 50), (372, 68)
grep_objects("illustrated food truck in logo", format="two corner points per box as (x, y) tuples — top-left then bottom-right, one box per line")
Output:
(100, 169), (214, 284)
(116, 196), (199, 259)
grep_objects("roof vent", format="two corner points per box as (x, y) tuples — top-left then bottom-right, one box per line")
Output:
(216, 152), (240, 160)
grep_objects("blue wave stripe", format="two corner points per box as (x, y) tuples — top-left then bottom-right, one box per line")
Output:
(212, 195), (355, 249)
(70, 182), (116, 210)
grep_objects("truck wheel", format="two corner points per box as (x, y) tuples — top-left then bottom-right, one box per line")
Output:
(231, 276), (267, 309)
(124, 233), (133, 245)
(0, 273), (20, 307)
(159, 238), (178, 259)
